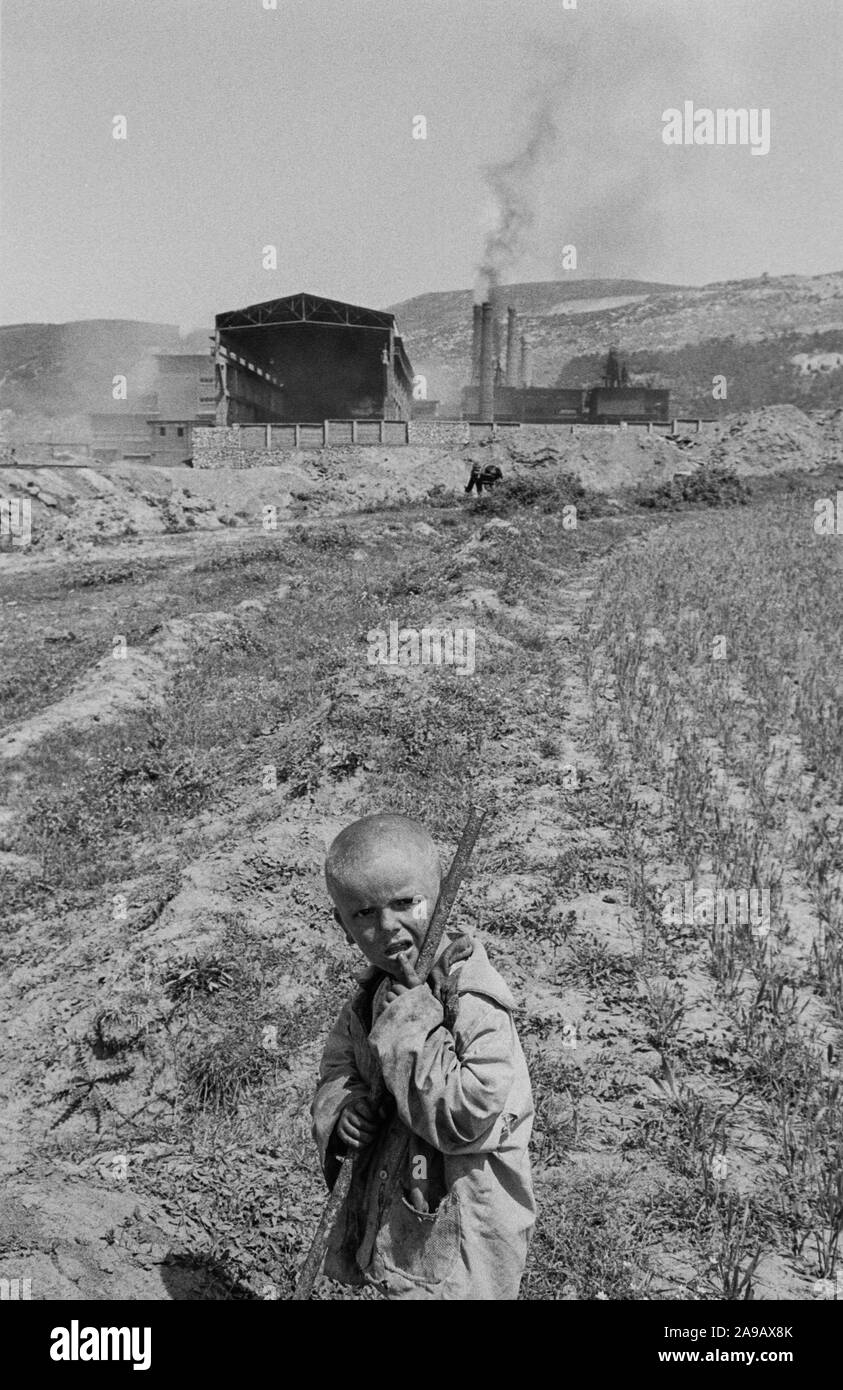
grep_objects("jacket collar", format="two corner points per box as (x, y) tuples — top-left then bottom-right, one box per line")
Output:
(449, 936), (516, 1013)
(352, 934), (515, 1013)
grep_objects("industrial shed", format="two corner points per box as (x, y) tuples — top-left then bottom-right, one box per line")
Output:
(213, 292), (415, 425)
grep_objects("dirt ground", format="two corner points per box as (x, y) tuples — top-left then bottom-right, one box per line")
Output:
(1, 412), (840, 1301)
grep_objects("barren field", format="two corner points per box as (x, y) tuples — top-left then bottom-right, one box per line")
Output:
(1, 444), (841, 1301)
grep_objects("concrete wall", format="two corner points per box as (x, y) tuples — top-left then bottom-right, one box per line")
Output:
(194, 420), (411, 467)
(409, 419), (470, 447)
(192, 416), (715, 468)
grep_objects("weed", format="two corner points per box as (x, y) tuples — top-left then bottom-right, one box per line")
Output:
(522, 1171), (653, 1300)
(639, 975), (687, 1053)
(527, 1049), (589, 1162)
(50, 1047), (136, 1133)
(181, 1028), (285, 1113)
(635, 465), (751, 511)
(707, 1194), (767, 1300)
(567, 938), (635, 992)
(164, 952), (237, 1006)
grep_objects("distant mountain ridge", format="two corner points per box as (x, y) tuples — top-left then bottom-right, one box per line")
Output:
(388, 270), (843, 414)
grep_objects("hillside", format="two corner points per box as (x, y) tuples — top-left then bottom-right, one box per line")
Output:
(388, 271), (843, 414)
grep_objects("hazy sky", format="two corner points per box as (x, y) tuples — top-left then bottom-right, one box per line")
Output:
(1, 0), (840, 329)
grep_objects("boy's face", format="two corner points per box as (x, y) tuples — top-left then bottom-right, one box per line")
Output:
(330, 846), (441, 978)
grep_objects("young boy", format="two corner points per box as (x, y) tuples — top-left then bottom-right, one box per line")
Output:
(311, 812), (535, 1300)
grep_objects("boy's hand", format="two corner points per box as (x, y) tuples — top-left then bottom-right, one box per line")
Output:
(336, 1095), (381, 1151)
(384, 936), (473, 1005)
(383, 950), (422, 1003)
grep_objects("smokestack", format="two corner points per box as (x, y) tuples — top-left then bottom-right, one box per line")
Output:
(478, 301), (495, 420)
(471, 304), (482, 383)
(492, 314), (502, 370)
(519, 334), (532, 389)
(505, 307), (518, 386)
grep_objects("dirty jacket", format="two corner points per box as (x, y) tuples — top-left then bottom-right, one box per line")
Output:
(311, 934), (535, 1300)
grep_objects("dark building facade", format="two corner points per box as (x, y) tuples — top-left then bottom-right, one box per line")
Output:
(213, 292), (415, 425)
(463, 299), (669, 424)
(461, 384), (586, 421)
(587, 386), (670, 422)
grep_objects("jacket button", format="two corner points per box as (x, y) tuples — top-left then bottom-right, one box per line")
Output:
(379, 1170), (388, 1181)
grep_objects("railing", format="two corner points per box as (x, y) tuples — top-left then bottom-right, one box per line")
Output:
(231, 419), (410, 448)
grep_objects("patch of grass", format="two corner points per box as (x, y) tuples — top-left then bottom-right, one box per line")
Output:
(527, 1048), (589, 1163)
(163, 951), (238, 1005)
(481, 469), (608, 521)
(287, 523), (358, 554)
(634, 464), (751, 510)
(522, 1170), (653, 1300)
(182, 1028), (285, 1113)
(639, 975), (687, 1053)
(13, 714), (214, 889)
(567, 937), (636, 991)
(705, 1193), (768, 1300)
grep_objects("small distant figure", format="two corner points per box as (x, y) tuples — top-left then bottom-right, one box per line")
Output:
(465, 462), (503, 496)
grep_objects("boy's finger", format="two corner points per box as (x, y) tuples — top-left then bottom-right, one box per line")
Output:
(394, 952), (421, 989)
(348, 1113), (377, 1136)
(353, 1118), (378, 1137)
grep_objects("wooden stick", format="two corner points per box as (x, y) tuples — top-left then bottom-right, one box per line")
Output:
(291, 804), (486, 1300)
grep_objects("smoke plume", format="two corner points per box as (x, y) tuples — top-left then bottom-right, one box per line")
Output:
(477, 90), (560, 303)
(475, 14), (699, 300)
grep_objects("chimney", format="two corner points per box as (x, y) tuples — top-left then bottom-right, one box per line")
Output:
(492, 313), (502, 370)
(519, 334), (532, 388)
(505, 307), (518, 386)
(478, 301), (495, 420)
(471, 304), (482, 383)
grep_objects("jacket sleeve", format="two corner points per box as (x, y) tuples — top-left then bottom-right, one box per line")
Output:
(367, 985), (515, 1154)
(311, 1000), (372, 1181)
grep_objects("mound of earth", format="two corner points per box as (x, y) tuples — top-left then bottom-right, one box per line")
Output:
(706, 405), (826, 474)
(0, 605), (265, 761)
(1, 409), (831, 561)
(0, 463), (238, 553)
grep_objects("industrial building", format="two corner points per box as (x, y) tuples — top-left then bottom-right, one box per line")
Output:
(89, 413), (153, 462)
(151, 353), (216, 420)
(461, 301), (669, 424)
(213, 292), (416, 425)
(90, 352), (217, 463)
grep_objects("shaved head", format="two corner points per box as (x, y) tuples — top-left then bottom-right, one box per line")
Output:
(326, 814), (441, 900)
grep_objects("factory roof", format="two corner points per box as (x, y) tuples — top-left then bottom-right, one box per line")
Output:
(215, 292), (396, 332)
